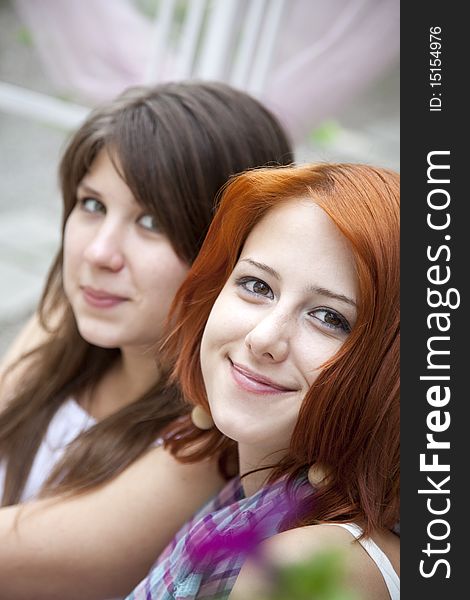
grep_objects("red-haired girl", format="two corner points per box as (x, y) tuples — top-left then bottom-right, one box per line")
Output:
(128, 162), (400, 600)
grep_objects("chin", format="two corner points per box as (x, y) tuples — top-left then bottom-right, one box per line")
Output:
(215, 410), (293, 454)
(75, 322), (122, 349)
(80, 334), (121, 349)
(212, 410), (262, 445)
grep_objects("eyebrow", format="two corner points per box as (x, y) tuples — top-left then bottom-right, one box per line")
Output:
(239, 258), (357, 308)
(77, 182), (102, 197)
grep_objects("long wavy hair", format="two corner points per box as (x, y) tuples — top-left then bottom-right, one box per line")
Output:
(163, 163), (400, 537)
(0, 81), (293, 506)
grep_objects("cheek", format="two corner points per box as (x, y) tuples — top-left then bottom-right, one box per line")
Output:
(63, 213), (91, 259)
(62, 220), (83, 282)
(200, 305), (223, 363)
(200, 293), (236, 380)
(294, 330), (344, 387)
(139, 247), (189, 299)
(62, 222), (73, 263)
(201, 293), (247, 354)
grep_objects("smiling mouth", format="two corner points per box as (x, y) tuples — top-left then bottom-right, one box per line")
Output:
(81, 287), (129, 308)
(229, 358), (298, 395)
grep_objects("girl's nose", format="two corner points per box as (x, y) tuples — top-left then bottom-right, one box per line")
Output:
(83, 223), (125, 271)
(244, 310), (290, 363)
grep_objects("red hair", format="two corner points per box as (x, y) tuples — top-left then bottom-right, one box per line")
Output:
(163, 163), (400, 535)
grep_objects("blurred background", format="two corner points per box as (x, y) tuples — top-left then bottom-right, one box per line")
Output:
(0, 0), (399, 356)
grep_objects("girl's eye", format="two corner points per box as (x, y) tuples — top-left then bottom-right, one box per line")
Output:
(80, 198), (105, 214)
(236, 277), (274, 299)
(310, 308), (351, 334)
(138, 214), (160, 232)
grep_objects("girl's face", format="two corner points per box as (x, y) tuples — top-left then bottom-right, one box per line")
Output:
(63, 148), (189, 350)
(200, 198), (358, 457)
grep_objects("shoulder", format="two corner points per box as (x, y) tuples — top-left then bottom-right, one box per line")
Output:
(231, 524), (399, 600)
(104, 442), (226, 527)
(0, 444), (226, 599)
(103, 433), (225, 492)
(138, 442), (225, 491)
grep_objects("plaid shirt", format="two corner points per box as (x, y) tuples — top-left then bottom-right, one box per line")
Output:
(126, 476), (308, 600)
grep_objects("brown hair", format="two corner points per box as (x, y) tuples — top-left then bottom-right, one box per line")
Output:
(163, 163), (400, 536)
(0, 81), (293, 505)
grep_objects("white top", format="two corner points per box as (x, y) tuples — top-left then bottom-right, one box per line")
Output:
(0, 397), (95, 502)
(328, 523), (400, 600)
(0, 398), (141, 599)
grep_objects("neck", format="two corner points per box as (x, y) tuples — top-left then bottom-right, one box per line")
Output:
(84, 345), (161, 420)
(238, 443), (286, 497)
(119, 345), (161, 398)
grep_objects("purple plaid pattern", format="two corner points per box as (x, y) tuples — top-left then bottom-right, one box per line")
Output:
(126, 476), (309, 600)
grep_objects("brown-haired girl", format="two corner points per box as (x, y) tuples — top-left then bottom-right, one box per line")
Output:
(0, 81), (293, 599)
(127, 162), (400, 600)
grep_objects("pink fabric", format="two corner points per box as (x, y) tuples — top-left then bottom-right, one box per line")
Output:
(262, 0), (400, 141)
(13, 0), (154, 102)
(13, 0), (399, 141)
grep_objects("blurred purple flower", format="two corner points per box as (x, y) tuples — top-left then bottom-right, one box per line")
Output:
(187, 480), (311, 569)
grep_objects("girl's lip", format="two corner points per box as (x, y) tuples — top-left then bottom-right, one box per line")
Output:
(82, 286), (128, 308)
(229, 359), (297, 395)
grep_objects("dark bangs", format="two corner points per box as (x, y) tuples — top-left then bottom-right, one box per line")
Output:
(110, 82), (293, 264)
(109, 98), (203, 264)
